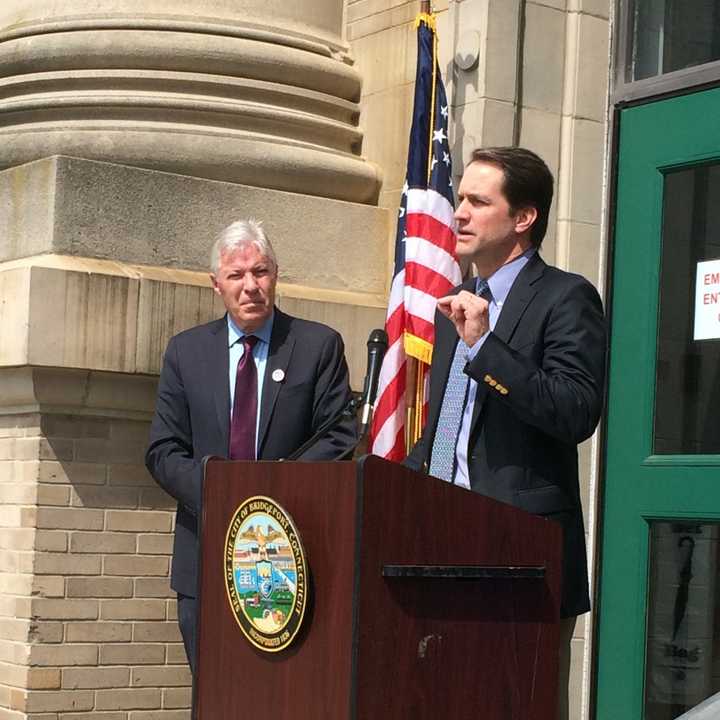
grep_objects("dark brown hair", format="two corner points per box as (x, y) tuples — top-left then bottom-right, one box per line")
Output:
(469, 147), (554, 247)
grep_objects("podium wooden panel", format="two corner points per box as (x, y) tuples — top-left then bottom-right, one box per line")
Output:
(196, 455), (562, 719)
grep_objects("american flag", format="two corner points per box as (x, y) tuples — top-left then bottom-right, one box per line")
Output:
(369, 13), (462, 461)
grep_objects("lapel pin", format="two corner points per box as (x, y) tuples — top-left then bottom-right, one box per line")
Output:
(272, 369), (285, 382)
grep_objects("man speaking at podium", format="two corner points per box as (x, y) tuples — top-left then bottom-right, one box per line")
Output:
(404, 147), (607, 719)
(146, 219), (357, 673)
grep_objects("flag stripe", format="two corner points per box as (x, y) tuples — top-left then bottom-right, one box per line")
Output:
(406, 188), (455, 226)
(371, 359), (406, 456)
(405, 316), (436, 348)
(405, 213), (456, 257)
(383, 297), (405, 342)
(373, 361), (405, 432)
(375, 337), (405, 407)
(384, 269), (406, 316)
(405, 236), (459, 285)
(386, 425), (408, 462)
(405, 262), (455, 300)
(371, 384), (407, 458)
(403, 285), (441, 325)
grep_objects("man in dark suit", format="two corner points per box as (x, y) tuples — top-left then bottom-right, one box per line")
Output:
(145, 218), (356, 672)
(404, 147), (606, 718)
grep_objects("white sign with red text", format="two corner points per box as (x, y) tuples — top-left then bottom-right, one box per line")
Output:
(694, 259), (720, 340)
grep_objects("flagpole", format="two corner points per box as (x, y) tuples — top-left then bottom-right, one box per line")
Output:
(407, 1), (431, 453)
(405, 355), (418, 452)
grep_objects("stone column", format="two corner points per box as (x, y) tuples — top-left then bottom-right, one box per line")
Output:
(0, 2), (389, 717)
(0, 0), (381, 203)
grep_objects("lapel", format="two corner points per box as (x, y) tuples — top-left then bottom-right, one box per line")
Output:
(257, 308), (296, 453)
(469, 253), (547, 432)
(207, 317), (231, 451)
(491, 252), (545, 344)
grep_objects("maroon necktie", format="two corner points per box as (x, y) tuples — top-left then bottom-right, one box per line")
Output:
(229, 335), (259, 460)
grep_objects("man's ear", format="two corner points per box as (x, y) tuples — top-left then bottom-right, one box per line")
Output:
(210, 273), (220, 294)
(514, 206), (537, 235)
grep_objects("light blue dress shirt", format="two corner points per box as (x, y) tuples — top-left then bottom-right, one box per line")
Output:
(454, 249), (535, 489)
(227, 312), (274, 455)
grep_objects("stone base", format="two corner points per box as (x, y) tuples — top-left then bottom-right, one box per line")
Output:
(0, 155), (391, 296)
(0, 155), (390, 387)
(0, 256), (384, 390)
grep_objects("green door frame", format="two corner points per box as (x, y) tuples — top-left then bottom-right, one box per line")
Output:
(596, 87), (720, 718)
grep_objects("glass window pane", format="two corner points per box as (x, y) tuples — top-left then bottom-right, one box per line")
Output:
(630, 1), (720, 82)
(645, 521), (720, 719)
(654, 163), (720, 455)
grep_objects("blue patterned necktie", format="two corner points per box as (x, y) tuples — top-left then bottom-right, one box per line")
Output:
(428, 279), (489, 482)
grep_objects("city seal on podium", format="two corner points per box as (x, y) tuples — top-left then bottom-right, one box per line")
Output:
(224, 495), (308, 653)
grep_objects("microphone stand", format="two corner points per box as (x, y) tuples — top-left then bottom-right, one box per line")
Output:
(284, 392), (364, 461)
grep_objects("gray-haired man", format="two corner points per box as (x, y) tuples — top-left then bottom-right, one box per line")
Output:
(146, 219), (357, 671)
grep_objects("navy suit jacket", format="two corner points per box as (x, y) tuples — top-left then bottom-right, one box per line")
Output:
(145, 308), (357, 597)
(406, 254), (607, 617)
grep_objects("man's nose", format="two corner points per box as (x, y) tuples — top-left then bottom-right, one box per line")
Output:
(243, 273), (259, 292)
(454, 199), (468, 221)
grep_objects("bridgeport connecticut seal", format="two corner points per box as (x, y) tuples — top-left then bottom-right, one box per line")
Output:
(224, 495), (308, 652)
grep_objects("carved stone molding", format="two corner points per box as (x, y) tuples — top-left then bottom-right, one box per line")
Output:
(0, 1), (382, 203)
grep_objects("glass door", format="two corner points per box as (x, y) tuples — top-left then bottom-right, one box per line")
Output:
(595, 87), (720, 719)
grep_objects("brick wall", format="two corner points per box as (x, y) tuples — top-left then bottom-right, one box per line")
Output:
(0, 403), (191, 720)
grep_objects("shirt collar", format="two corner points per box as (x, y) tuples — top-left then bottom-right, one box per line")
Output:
(477, 248), (536, 307)
(227, 310), (274, 348)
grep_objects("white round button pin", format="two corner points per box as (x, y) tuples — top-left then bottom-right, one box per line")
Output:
(272, 369), (285, 382)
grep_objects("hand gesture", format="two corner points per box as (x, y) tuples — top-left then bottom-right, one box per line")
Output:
(437, 290), (490, 347)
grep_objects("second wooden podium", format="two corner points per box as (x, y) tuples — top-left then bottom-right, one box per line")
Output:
(196, 455), (562, 719)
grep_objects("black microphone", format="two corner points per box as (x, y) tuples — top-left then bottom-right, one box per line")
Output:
(359, 328), (388, 437)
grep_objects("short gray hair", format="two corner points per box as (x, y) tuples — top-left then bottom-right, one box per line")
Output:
(210, 219), (278, 274)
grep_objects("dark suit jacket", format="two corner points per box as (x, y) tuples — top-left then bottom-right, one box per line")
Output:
(145, 308), (357, 597)
(406, 253), (607, 617)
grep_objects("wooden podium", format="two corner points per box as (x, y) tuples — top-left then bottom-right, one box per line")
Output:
(196, 455), (562, 719)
